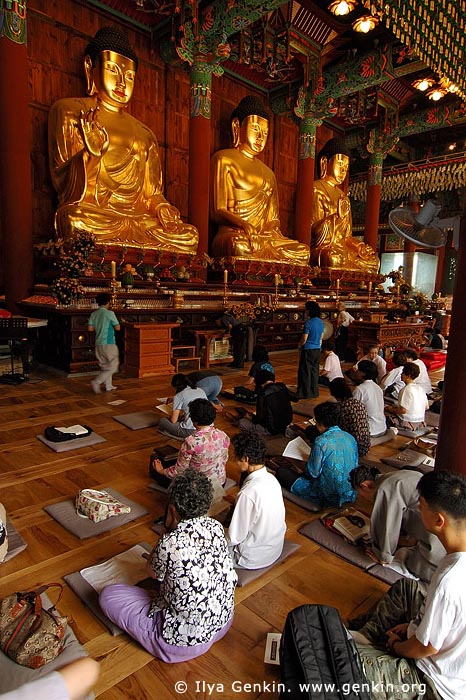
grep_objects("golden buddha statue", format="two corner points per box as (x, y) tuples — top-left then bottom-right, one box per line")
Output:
(210, 96), (310, 264)
(310, 138), (379, 272)
(48, 27), (198, 253)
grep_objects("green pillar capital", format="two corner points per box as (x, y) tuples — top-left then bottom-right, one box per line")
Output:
(0, 0), (27, 44)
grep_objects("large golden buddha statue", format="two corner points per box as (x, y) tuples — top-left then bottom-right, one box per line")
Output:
(210, 96), (310, 264)
(48, 27), (198, 253)
(310, 138), (379, 272)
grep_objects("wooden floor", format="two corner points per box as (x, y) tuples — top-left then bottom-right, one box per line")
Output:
(0, 352), (444, 699)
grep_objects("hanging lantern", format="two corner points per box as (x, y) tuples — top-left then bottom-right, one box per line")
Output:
(352, 15), (379, 33)
(328, 0), (356, 15)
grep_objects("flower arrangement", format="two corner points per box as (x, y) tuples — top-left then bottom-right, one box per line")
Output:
(386, 266), (411, 295)
(254, 303), (273, 321)
(50, 231), (95, 304)
(409, 290), (429, 314)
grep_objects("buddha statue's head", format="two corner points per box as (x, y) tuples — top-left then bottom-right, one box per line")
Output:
(84, 27), (139, 109)
(318, 138), (350, 185)
(230, 96), (270, 157)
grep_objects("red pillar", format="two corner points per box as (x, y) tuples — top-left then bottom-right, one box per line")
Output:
(0, 4), (33, 310)
(435, 188), (466, 474)
(294, 117), (319, 245)
(364, 152), (384, 252)
(188, 58), (212, 256)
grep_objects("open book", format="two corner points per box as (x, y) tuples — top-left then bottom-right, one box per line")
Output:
(156, 403), (173, 416)
(323, 508), (371, 544)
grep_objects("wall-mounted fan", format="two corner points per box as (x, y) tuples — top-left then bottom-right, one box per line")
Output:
(388, 199), (447, 248)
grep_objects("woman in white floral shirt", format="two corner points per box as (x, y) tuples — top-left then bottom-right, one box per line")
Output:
(99, 470), (237, 662)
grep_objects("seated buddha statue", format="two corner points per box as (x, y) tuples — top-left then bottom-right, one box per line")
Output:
(210, 96), (310, 264)
(48, 27), (198, 253)
(310, 138), (379, 272)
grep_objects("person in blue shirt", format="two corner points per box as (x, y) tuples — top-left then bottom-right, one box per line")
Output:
(88, 292), (120, 393)
(245, 345), (275, 386)
(297, 300), (324, 399)
(275, 401), (358, 507)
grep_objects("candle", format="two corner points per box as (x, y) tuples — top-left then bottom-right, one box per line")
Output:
(336, 278), (340, 290)
(368, 281), (373, 293)
(110, 261), (116, 279)
(274, 274), (279, 287)
(223, 269), (228, 284)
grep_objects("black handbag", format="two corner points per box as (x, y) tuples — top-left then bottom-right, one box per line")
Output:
(44, 426), (92, 442)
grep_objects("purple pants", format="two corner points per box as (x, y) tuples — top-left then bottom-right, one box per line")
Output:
(99, 584), (233, 663)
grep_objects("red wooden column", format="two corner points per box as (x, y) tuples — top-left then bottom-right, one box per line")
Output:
(294, 116), (320, 245)
(364, 151), (383, 251)
(188, 56), (213, 256)
(436, 188), (466, 475)
(0, 3), (33, 310)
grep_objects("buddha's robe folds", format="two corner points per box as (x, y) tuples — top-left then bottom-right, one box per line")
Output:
(210, 149), (309, 264)
(49, 97), (198, 252)
(310, 179), (379, 272)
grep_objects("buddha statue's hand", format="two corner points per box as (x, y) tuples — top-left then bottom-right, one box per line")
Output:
(337, 195), (351, 219)
(78, 107), (109, 158)
(156, 203), (181, 232)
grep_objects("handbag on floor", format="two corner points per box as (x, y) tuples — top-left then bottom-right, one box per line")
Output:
(76, 489), (131, 523)
(44, 425), (92, 442)
(0, 583), (67, 668)
(0, 504), (8, 563)
(280, 604), (371, 700)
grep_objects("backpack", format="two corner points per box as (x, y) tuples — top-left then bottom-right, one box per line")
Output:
(43, 426), (92, 442)
(280, 604), (371, 699)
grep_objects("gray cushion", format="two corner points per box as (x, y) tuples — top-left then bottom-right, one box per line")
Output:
(112, 411), (159, 430)
(298, 520), (403, 585)
(370, 427), (398, 447)
(425, 411), (440, 428)
(235, 541), (301, 587)
(64, 543), (152, 636)
(44, 488), (149, 539)
(36, 432), (106, 452)
(3, 519), (27, 563)
(148, 477), (236, 495)
(282, 488), (321, 512)
(0, 593), (88, 694)
(395, 427), (431, 438)
(381, 449), (431, 470)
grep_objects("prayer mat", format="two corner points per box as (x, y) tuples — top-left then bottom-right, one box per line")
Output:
(3, 519), (28, 563)
(425, 411), (440, 428)
(0, 593), (90, 695)
(64, 543), (152, 636)
(112, 411), (159, 430)
(36, 431), (106, 452)
(220, 390), (256, 406)
(44, 488), (149, 539)
(298, 520), (402, 585)
(292, 399), (318, 418)
(370, 427), (398, 447)
(235, 541), (301, 587)
(282, 488), (320, 512)
(394, 426), (431, 438)
(381, 449), (434, 472)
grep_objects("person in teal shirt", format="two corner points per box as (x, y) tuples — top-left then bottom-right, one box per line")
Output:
(276, 401), (357, 507)
(88, 292), (120, 393)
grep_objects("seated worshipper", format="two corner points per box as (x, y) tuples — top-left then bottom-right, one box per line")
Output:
(352, 360), (387, 438)
(335, 302), (355, 361)
(0, 657), (100, 700)
(227, 432), (286, 569)
(379, 350), (407, 400)
(99, 469), (237, 662)
(245, 345), (275, 387)
(349, 466), (446, 581)
(157, 373), (207, 439)
(348, 344), (386, 384)
(385, 363), (429, 431)
(349, 470), (466, 700)
(151, 399), (230, 490)
(275, 401), (358, 508)
(186, 369), (223, 409)
(405, 348), (433, 396)
(329, 377), (371, 458)
(318, 339), (343, 387)
(233, 369), (293, 436)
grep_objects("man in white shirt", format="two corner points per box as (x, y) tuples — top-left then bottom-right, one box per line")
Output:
(350, 470), (466, 700)
(379, 350), (407, 399)
(228, 432), (286, 570)
(385, 363), (429, 430)
(354, 344), (386, 383)
(319, 339), (343, 387)
(405, 348), (432, 396)
(352, 360), (386, 437)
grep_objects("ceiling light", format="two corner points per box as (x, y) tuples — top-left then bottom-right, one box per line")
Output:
(427, 87), (448, 101)
(412, 77), (435, 92)
(448, 143), (456, 151)
(352, 15), (379, 33)
(328, 0), (356, 15)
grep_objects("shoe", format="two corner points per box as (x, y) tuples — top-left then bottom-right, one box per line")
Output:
(106, 385), (118, 391)
(91, 380), (102, 394)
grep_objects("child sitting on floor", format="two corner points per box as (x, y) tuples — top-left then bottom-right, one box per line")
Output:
(385, 363), (428, 431)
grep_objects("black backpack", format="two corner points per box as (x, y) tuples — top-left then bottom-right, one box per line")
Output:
(280, 604), (371, 700)
(44, 426), (92, 442)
